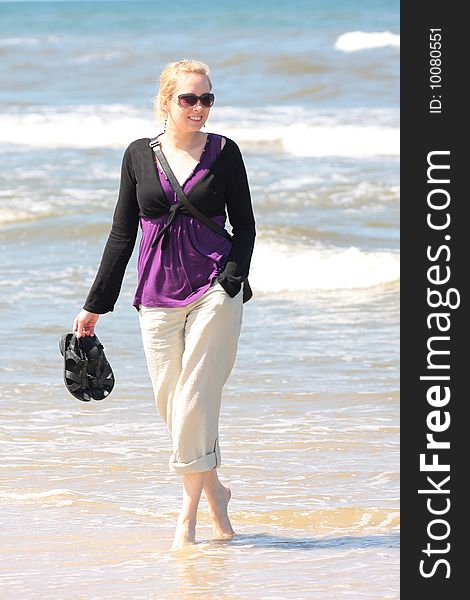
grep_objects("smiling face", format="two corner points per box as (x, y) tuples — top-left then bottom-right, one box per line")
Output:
(163, 73), (212, 134)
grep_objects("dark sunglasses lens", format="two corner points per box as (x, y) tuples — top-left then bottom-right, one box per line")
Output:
(201, 94), (215, 107)
(178, 94), (214, 108)
(179, 95), (198, 107)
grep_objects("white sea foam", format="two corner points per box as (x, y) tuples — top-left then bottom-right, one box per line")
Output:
(0, 35), (60, 47)
(0, 185), (112, 225)
(335, 31), (400, 52)
(330, 181), (400, 206)
(266, 175), (324, 191)
(0, 37), (40, 47)
(0, 105), (399, 157)
(0, 488), (78, 501)
(0, 105), (149, 149)
(281, 123), (398, 157)
(216, 122), (398, 157)
(250, 240), (399, 292)
(215, 106), (399, 157)
(73, 50), (126, 64)
(0, 207), (52, 225)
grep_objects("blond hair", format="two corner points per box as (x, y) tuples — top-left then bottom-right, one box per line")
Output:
(153, 59), (212, 124)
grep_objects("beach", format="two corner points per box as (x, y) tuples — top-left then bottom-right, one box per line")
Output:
(0, 0), (399, 597)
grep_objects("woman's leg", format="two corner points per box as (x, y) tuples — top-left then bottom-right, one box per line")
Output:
(170, 283), (242, 545)
(140, 285), (242, 548)
(171, 472), (205, 549)
(140, 305), (202, 549)
(203, 469), (235, 540)
(138, 304), (185, 433)
(169, 283), (243, 474)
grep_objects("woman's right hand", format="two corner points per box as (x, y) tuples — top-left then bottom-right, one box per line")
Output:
(73, 309), (100, 338)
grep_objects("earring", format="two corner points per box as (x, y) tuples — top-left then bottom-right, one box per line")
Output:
(163, 118), (167, 132)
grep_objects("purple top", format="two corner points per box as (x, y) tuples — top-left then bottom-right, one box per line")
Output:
(132, 133), (232, 308)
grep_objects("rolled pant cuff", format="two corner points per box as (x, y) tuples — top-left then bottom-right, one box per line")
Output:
(169, 440), (221, 475)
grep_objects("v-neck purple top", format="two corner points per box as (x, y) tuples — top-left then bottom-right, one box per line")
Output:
(132, 133), (232, 308)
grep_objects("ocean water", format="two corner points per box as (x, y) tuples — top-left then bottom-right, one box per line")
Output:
(0, 1), (400, 598)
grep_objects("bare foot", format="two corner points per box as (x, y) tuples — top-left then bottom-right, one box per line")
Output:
(170, 518), (196, 550)
(207, 484), (235, 540)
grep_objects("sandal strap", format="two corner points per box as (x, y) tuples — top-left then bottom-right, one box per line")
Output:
(65, 370), (83, 385)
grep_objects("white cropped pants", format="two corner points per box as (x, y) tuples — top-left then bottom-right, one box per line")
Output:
(139, 280), (243, 475)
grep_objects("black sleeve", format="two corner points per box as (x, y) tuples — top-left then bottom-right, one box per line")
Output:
(217, 143), (256, 297)
(83, 145), (140, 314)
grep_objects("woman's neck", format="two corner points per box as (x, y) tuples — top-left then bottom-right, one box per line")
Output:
(161, 127), (205, 152)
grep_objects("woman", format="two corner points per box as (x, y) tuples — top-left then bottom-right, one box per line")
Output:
(73, 59), (256, 549)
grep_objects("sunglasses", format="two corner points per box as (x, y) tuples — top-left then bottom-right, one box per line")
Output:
(176, 93), (215, 108)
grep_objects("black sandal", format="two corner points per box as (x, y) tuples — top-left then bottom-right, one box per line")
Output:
(59, 333), (92, 402)
(80, 335), (115, 400)
(59, 333), (115, 402)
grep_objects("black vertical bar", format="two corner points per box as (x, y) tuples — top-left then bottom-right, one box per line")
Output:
(401, 1), (465, 596)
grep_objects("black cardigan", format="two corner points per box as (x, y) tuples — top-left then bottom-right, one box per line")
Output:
(83, 136), (256, 314)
